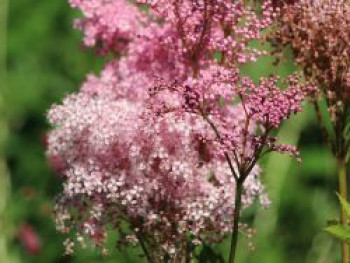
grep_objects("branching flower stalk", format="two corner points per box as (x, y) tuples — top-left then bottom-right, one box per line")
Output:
(273, 1), (350, 262)
(47, 0), (313, 262)
(145, 67), (312, 262)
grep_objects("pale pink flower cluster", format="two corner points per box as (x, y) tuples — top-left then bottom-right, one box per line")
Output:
(47, 0), (311, 260)
(69, 0), (145, 54)
(49, 80), (266, 257)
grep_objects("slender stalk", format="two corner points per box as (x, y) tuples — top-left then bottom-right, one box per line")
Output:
(312, 100), (333, 151)
(184, 241), (191, 263)
(228, 182), (243, 263)
(338, 158), (349, 263)
(0, 0), (10, 261)
(135, 232), (153, 263)
(202, 114), (238, 180)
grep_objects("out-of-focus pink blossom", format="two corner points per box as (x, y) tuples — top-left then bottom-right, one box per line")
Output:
(18, 224), (41, 255)
(69, 0), (145, 54)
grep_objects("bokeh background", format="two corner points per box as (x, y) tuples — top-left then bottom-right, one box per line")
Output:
(0, 0), (344, 262)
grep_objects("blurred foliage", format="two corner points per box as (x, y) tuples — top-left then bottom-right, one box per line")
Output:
(1, 0), (345, 262)
(325, 194), (350, 243)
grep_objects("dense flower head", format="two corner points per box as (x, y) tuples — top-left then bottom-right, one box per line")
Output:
(47, 0), (310, 260)
(273, 0), (350, 100)
(238, 75), (312, 128)
(126, 23), (187, 81)
(69, 0), (145, 54)
(148, 69), (311, 174)
(272, 0), (350, 157)
(48, 80), (267, 258)
(137, 0), (275, 66)
(70, 0), (275, 66)
(80, 60), (151, 101)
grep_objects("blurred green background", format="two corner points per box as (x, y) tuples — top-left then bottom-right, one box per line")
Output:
(0, 0), (343, 262)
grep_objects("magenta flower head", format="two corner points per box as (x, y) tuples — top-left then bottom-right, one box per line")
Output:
(47, 0), (312, 262)
(47, 66), (267, 260)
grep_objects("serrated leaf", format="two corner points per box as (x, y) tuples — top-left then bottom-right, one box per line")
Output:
(337, 193), (350, 218)
(325, 224), (350, 242)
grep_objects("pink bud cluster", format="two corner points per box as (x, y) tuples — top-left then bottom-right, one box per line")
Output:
(148, 70), (311, 175)
(47, 0), (311, 260)
(137, 0), (275, 67)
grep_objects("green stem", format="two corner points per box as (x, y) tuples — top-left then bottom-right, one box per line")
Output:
(135, 232), (153, 263)
(338, 158), (349, 263)
(228, 182), (243, 263)
(0, 0), (10, 261)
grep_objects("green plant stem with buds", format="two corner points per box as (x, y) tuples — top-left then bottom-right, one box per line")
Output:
(338, 158), (348, 263)
(313, 98), (350, 262)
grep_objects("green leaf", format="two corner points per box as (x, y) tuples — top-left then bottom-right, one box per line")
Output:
(337, 193), (350, 218)
(343, 121), (350, 141)
(325, 224), (350, 242)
